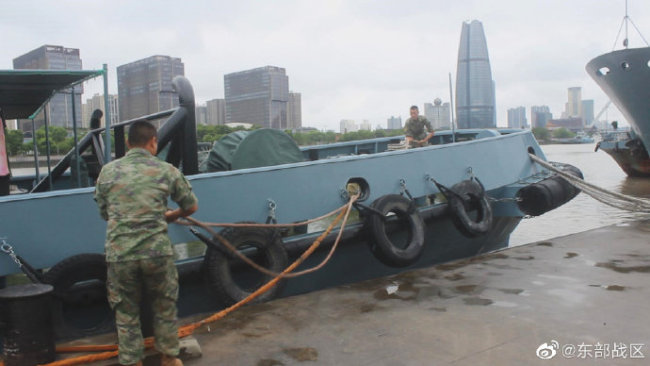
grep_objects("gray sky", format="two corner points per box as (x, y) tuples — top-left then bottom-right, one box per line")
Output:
(2, 0), (648, 131)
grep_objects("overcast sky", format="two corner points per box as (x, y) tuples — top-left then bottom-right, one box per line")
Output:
(3, 0), (649, 131)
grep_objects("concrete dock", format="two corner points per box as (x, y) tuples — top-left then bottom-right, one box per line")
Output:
(56, 220), (650, 365)
(180, 220), (649, 365)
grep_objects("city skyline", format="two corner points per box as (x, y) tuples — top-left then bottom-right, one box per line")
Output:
(2, 1), (647, 131)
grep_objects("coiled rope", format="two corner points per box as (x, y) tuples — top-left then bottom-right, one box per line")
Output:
(529, 153), (650, 213)
(36, 194), (359, 366)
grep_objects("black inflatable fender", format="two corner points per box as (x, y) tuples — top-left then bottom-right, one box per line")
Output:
(447, 179), (493, 238)
(204, 226), (288, 306)
(365, 194), (426, 267)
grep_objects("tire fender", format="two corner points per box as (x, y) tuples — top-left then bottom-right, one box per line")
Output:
(448, 179), (493, 237)
(204, 226), (288, 306)
(366, 194), (425, 267)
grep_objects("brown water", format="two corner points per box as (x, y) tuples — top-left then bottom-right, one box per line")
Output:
(509, 143), (650, 246)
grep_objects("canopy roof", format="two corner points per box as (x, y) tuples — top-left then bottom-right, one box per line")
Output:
(0, 69), (104, 120)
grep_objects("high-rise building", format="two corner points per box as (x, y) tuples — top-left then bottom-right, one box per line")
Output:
(581, 99), (594, 126)
(455, 20), (496, 129)
(288, 92), (302, 129)
(195, 105), (208, 125)
(206, 98), (226, 125)
(82, 94), (119, 128)
(359, 120), (371, 131)
(340, 119), (358, 133)
(387, 116), (402, 130)
(507, 106), (528, 129)
(117, 55), (184, 122)
(531, 105), (552, 128)
(224, 66), (289, 129)
(13, 45), (83, 131)
(424, 98), (451, 130)
(565, 87), (582, 118)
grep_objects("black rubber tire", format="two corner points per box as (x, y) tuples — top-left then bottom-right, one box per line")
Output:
(204, 226), (288, 307)
(448, 180), (493, 238)
(366, 194), (425, 267)
(43, 253), (114, 339)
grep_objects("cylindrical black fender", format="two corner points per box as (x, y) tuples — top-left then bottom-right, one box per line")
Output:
(204, 226), (288, 306)
(365, 194), (425, 267)
(43, 253), (114, 339)
(447, 179), (493, 237)
(517, 163), (583, 216)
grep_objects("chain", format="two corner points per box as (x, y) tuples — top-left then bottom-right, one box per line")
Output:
(1, 239), (23, 267)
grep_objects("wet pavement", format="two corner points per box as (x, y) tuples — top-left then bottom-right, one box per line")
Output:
(183, 219), (650, 365)
(52, 220), (650, 365)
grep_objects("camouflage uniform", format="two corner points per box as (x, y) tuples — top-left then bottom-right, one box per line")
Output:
(95, 148), (198, 365)
(404, 116), (434, 147)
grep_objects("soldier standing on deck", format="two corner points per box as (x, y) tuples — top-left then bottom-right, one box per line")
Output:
(94, 120), (198, 366)
(404, 105), (435, 148)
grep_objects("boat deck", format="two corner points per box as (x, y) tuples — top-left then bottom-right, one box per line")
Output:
(62, 220), (650, 365)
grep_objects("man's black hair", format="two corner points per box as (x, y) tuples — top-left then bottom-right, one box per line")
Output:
(410, 105), (419, 110)
(128, 120), (157, 147)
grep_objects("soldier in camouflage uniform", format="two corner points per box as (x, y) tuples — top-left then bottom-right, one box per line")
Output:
(95, 120), (198, 366)
(404, 105), (435, 148)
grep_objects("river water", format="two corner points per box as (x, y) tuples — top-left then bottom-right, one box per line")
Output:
(509, 143), (650, 246)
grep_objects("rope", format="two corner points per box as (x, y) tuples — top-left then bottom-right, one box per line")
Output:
(529, 153), (650, 213)
(39, 194), (358, 366)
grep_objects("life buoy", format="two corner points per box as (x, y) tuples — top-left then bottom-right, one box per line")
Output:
(43, 253), (115, 339)
(204, 226), (288, 306)
(447, 179), (493, 237)
(366, 194), (425, 267)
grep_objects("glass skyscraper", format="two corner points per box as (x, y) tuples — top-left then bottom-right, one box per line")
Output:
(117, 55), (184, 121)
(455, 20), (496, 129)
(13, 45), (83, 131)
(224, 66), (289, 129)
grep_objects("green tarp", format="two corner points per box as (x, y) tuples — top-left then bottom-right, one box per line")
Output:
(201, 129), (304, 172)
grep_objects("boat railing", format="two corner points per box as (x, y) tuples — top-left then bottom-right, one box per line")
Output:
(29, 76), (197, 193)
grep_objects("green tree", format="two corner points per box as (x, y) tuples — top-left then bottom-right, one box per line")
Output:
(552, 128), (575, 139)
(532, 127), (551, 143)
(5, 129), (24, 155)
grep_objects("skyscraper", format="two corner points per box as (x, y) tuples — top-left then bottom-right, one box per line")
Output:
(117, 55), (184, 121)
(531, 105), (552, 128)
(387, 116), (402, 130)
(224, 66), (289, 128)
(565, 87), (582, 118)
(424, 98), (451, 130)
(507, 106), (527, 129)
(455, 20), (496, 129)
(13, 45), (83, 130)
(206, 98), (226, 125)
(287, 92), (302, 129)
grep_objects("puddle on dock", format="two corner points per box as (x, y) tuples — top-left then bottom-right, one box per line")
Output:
(564, 252), (578, 259)
(258, 359), (284, 366)
(463, 297), (493, 306)
(536, 242), (553, 247)
(595, 261), (650, 273)
(283, 347), (318, 361)
(499, 288), (524, 295)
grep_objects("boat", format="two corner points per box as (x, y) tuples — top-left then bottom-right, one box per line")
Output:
(0, 69), (582, 343)
(586, 4), (650, 177)
(553, 131), (595, 144)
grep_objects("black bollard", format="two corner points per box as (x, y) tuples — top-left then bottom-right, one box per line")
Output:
(0, 284), (55, 366)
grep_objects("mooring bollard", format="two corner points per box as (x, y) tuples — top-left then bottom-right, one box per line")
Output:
(0, 283), (55, 366)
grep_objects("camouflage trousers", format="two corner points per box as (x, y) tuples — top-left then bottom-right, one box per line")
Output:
(107, 256), (179, 365)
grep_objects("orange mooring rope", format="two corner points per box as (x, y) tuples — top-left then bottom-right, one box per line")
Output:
(39, 195), (357, 366)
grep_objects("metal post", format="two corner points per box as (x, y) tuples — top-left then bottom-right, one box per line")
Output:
(449, 73), (456, 143)
(43, 108), (53, 190)
(71, 91), (81, 188)
(31, 119), (40, 185)
(102, 64), (112, 164)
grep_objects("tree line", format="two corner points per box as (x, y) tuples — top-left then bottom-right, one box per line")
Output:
(4, 124), (406, 156)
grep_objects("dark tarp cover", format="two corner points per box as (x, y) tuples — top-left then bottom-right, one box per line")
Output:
(201, 129), (304, 172)
(0, 69), (103, 120)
